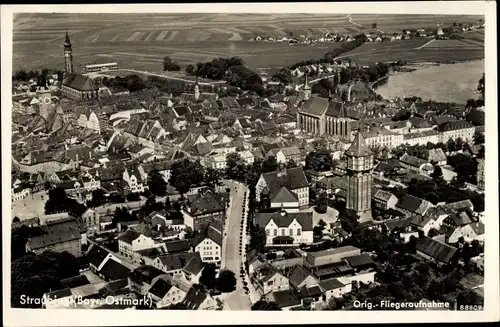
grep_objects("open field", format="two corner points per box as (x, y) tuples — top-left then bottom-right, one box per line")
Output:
(13, 13), (484, 72)
(338, 38), (484, 65)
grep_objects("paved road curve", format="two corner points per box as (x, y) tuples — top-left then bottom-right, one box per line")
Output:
(221, 180), (252, 310)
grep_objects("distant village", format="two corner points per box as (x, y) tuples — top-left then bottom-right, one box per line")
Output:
(10, 28), (486, 311)
(248, 21), (485, 44)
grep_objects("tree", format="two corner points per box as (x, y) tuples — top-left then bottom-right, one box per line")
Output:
(11, 251), (80, 308)
(215, 269), (236, 293)
(13, 217), (20, 223)
(170, 159), (206, 196)
(473, 131), (485, 145)
(251, 300), (281, 310)
(185, 64), (195, 75)
(250, 225), (267, 252)
(286, 159), (298, 169)
(89, 189), (106, 207)
(163, 56), (180, 71)
(305, 149), (334, 172)
(148, 169), (168, 197)
(261, 156), (278, 173)
(430, 165), (444, 183)
(427, 228), (440, 238)
(313, 226), (324, 239)
(315, 193), (328, 214)
(200, 263), (217, 290)
(477, 73), (485, 98)
(272, 68), (293, 85)
(372, 23), (377, 29)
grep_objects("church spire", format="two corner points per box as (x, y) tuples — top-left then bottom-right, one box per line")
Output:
(64, 31), (71, 45)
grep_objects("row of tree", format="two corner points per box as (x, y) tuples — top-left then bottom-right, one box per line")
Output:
(13, 68), (64, 82)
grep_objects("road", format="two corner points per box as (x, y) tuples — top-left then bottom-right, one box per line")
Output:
(113, 69), (227, 86)
(220, 180), (252, 310)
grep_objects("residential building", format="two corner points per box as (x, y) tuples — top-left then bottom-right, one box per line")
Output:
(26, 216), (87, 257)
(426, 148), (447, 166)
(147, 274), (190, 309)
(304, 246), (361, 268)
(192, 221), (223, 265)
(372, 189), (398, 210)
(362, 126), (404, 149)
(438, 120), (475, 143)
(396, 195), (434, 218)
(81, 208), (100, 234)
(152, 252), (203, 279)
(416, 237), (458, 266)
(288, 265), (319, 290)
(255, 210), (314, 247)
(256, 166), (309, 207)
(251, 263), (290, 295)
(117, 229), (156, 259)
(403, 130), (440, 146)
(182, 191), (226, 231)
(399, 153), (434, 174)
(477, 159), (485, 191)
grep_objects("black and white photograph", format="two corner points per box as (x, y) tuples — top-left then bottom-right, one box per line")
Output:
(1, 2), (498, 325)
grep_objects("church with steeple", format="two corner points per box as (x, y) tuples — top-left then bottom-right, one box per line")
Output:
(296, 71), (363, 140)
(61, 32), (99, 100)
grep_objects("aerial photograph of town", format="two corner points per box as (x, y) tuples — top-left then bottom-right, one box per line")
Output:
(9, 10), (486, 312)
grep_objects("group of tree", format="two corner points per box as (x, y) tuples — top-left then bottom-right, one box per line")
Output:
(199, 265), (236, 293)
(305, 149), (335, 172)
(271, 68), (293, 85)
(404, 177), (484, 212)
(185, 57), (264, 94)
(11, 225), (47, 261)
(44, 187), (87, 217)
(148, 169), (168, 197)
(163, 56), (181, 72)
(11, 251), (81, 308)
(112, 207), (139, 227)
(169, 159), (207, 196)
(13, 68), (64, 82)
(101, 74), (188, 96)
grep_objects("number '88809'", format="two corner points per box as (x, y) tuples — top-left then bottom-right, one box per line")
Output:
(459, 305), (483, 311)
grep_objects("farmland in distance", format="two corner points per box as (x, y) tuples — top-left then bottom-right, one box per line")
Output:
(13, 13), (484, 73)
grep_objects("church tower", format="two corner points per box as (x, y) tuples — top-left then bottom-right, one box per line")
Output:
(64, 31), (74, 76)
(303, 73), (311, 101)
(194, 77), (200, 101)
(37, 74), (53, 120)
(345, 130), (374, 223)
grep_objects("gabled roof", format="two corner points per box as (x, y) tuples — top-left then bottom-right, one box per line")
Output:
(288, 265), (315, 288)
(99, 259), (131, 281)
(269, 186), (299, 203)
(345, 131), (373, 157)
(416, 237), (457, 264)
(186, 192), (225, 216)
(261, 167), (309, 194)
(148, 275), (174, 298)
(117, 229), (141, 244)
(298, 96), (330, 117)
(345, 254), (374, 268)
(255, 211), (313, 231)
(318, 278), (346, 291)
(164, 240), (191, 254)
(396, 195), (433, 215)
(181, 287), (209, 309)
(400, 153), (428, 167)
(157, 252), (201, 272)
(63, 73), (98, 92)
(272, 289), (301, 308)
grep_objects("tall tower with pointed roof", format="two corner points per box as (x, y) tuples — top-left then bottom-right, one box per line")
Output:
(64, 31), (74, 76)
(345, 130), (373, 223)
(303, 73), (311, 101)
(194, 76), (200, 101)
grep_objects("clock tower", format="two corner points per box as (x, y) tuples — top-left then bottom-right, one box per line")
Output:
(64, 31), (74, 76)
(345, 130), (374, 223)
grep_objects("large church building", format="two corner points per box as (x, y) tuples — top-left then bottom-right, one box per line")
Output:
(61, 32), (99, 100)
